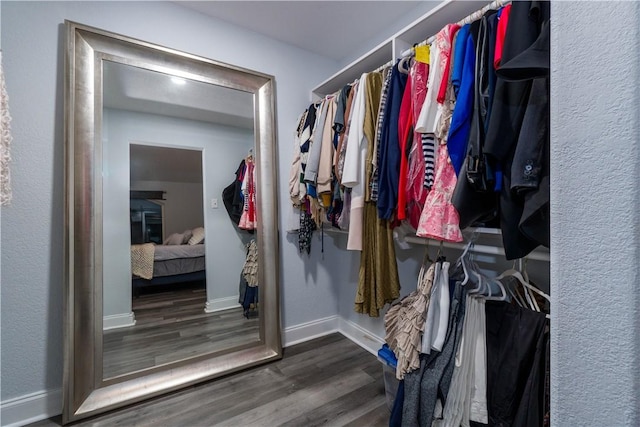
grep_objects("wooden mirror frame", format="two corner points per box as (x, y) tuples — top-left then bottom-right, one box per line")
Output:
(63, 21), (281, 424)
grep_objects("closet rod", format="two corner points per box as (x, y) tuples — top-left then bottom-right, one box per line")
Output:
(400, 0), (510, 58)
(403, 235), (551, 262)
(373, 59), (394, 73)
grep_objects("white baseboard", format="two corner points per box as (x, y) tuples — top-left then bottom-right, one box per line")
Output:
(204, 296), (241, 313)
(0, 388), (62, 427)
(338, 318), (385, 356)
(283, 315), (339, 347)
(103, 312), (136, 330)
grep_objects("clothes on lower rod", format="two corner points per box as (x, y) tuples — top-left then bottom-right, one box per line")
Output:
(402, 280), (467, 427)
(484, 301), (547, 427)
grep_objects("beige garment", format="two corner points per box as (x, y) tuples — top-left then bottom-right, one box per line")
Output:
(131, 243), (155, 280)
(242, 240), (259, 287)
(334, 82), (357, 184)
(384, 262), (435, 380)
(288, 111), (308, 206)
(317, 98), (337, 195)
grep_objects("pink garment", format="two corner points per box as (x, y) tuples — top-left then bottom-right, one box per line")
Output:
(405, 61), (429, 229)
(239, 160), (257, 230)
(416, 25), (463, 242)
(416, 145), (463, 242)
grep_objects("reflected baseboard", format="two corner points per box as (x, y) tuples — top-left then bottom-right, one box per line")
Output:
(103, 312), (136, 330)
(204, 296), (241, 313)
(0, 388), (62, 427)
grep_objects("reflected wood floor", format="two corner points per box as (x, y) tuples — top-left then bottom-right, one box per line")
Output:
(103, 285), (259, 379)
(32, 334), (389, 427)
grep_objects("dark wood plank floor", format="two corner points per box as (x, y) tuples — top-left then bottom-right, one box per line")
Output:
(104, 286), (259, 379)
(32, 334), (390, 427)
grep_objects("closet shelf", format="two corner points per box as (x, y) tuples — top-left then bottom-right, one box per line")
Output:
(323, 226), (549, 262)
(312, 0), (490, 97)
(403, 235), (551, 262)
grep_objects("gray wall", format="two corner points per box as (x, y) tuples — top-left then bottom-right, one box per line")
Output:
(0, 1), (339, 402)
(550, 2), (640, 425)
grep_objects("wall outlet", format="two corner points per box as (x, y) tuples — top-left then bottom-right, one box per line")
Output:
(211, 198), (218, 209)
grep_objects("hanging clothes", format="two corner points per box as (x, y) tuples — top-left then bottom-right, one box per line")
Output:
(242, 239), (258, 287)
(421, 261), (451, 354)
(439, 296), (487, 427)
(498, 20), (551, 251)
(484, 0), (550, 259)
(384, 262), (435, 379)
(370, 66), (393, 203)
(355, 70), (401, 317)
(402, 280), (467, 427)
(396, 67), (415, 223)
(446, 23), (473, 176)
(238, 157), (257, 230)
(377, 60), (409, 220)
(342, 73), (369, 251)
(335, 82), (358, 184)
(288, 110), (308, 209)
(485, 301), (548, 427)
(416, 24), (464, 243)
(298, 198), (316, 254)
(316, 98), (337, 197)
(304, 97), (330, 187)
(222, 159), (247, 226)
(451, 11), (501, 230)
(404, 60), (430, 229)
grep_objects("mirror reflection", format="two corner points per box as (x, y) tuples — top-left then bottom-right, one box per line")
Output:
(101, 61), (260, 379)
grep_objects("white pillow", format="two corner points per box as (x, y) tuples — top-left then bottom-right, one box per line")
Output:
(181, 229), (193, 244)
(163, 232), (184, 245)
(188, 227), (205, 245)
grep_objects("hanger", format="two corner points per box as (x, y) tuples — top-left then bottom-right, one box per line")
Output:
(495, 260), (550, 318)
(397, 56), (412, 74)
(455, 232), (479, 287)
(435, 240), (446, 262)
(457, 236), (507, 301)
(482, 274), (509, 301)
(507, 282), (528, 308)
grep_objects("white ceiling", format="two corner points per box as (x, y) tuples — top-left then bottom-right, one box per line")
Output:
(176, 1), (434, 61)
(103, 61), (254, 128)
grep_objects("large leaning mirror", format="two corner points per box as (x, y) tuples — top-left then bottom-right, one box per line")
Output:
(64, 21), (281, 423)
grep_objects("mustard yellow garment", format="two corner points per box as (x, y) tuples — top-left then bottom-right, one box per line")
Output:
(354, 70), (401, 317)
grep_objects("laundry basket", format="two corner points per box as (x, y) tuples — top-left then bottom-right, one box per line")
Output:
(377, 344), (399, 411)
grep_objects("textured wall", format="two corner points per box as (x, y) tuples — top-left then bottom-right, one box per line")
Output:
(0, 1), (338, 401)
(550, 2), (640, 426)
